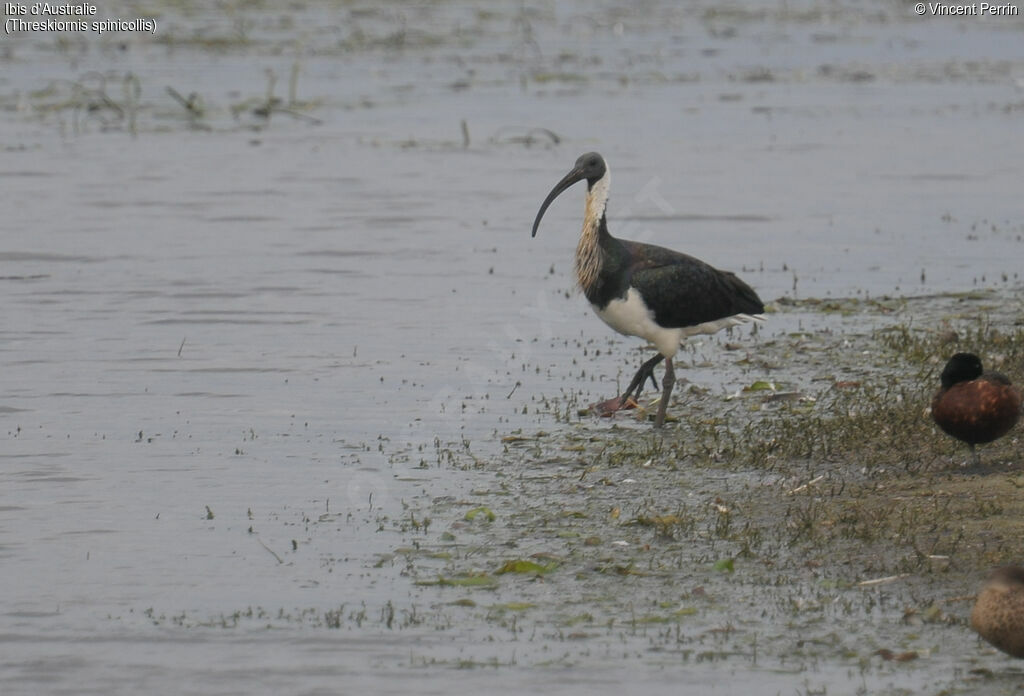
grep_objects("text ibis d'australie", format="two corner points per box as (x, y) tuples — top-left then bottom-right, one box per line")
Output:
(531, 152), (765, 428)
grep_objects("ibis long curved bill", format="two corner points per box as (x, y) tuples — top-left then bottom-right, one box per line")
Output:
(531, 154), (605, 238)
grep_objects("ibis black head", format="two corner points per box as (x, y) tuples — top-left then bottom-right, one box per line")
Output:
(940, 352), (984, 390)
(531, 152), (608, 238)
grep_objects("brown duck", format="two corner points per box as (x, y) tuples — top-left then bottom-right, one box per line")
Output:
(931, 352), (1021, 464)
(972, 566), (1024, 658)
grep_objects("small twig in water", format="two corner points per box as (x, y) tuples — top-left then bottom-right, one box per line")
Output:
(258, 538), (284, 564)
(857, 573), (910, 587)
(786, 475), (824, 495)
(166, 86), (204, 118)
(288, 61), (300, 106)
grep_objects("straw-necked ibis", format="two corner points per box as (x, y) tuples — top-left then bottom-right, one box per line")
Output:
(531, 152), (765, 428)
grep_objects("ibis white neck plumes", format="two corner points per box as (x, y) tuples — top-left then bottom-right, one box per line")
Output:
(575, 168), (610, 296)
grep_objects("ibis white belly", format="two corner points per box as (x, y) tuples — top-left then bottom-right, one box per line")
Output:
(593, 288), (683, 358)
(593, 287), (763, 358)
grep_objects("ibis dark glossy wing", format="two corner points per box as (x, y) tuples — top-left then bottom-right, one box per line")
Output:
(620, 239), (764, 329)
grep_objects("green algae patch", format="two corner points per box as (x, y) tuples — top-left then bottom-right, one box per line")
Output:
(489, 602), (536, 612)
(417, 574), (499, 589)
(713, 558), (735, 573)
(464, 506), (496, 522)
(495, 559), (558, 575)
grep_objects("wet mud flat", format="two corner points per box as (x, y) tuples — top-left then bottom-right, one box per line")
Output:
(353, 289), (1024, 695)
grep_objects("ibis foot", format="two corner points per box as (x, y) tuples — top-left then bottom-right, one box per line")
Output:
(589, 354), (665, 418)
(591, 395), (639, 417)
(654, 358), (675, 428)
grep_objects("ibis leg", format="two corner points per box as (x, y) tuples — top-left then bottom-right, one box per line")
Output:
(969, 443), (980, 467)
(619, 354), (664, 408)
(654, 357), (675, 428)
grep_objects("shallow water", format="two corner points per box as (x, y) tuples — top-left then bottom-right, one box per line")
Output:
(2, 1), (1024, 694)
